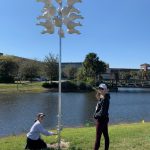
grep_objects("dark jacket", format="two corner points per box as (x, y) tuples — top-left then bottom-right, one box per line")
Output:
(94, 93), (110, 120)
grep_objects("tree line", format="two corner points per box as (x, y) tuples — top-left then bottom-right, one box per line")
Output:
(0, 53), (107, 84)
(1, 52), (148, 85)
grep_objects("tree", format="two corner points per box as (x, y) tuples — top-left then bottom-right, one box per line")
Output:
(0, 56), (19, 83)
(142, 70), (148, 80)
(44, 53), (58, 82)
(19, 60), (40, 82)
(83, 53), (107, 83)
(76, 67), (86, 81)
(123, 72), (131, 83)
(63, 65), (77, 79)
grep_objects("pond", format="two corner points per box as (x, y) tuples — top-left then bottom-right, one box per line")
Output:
(0, 88), (150, 136)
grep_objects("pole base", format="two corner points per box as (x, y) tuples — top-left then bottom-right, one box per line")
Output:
(47, 139), (70, 150)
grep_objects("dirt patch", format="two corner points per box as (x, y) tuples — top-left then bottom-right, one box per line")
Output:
(47, 140), (70, 150)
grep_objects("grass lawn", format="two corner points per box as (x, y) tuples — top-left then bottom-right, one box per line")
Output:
(0, 122), (150, 150)
(0, 82), (47, 93)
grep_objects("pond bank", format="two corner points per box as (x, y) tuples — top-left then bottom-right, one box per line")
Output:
(0, 82), (47, 94)
(0, 82), (118, 94)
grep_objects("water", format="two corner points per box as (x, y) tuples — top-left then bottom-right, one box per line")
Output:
(0, 88), (150, 137)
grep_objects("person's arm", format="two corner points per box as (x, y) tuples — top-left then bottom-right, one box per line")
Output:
(38, 124), (56, 136)
(100, 95), (110, 117)
(96, 91), (100, 100)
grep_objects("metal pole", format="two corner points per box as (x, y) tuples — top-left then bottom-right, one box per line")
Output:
(36, 1), (82, 149)
(57, 1), (62, 149)
(57, 32), (62, 150)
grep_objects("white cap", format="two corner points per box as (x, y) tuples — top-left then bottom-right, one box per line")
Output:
(99, 83), (107, 90)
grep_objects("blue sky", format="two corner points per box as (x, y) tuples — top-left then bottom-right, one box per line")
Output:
(0, 0), (150, 69)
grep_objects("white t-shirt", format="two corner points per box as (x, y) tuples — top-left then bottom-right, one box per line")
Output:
(27, 120), (54, 140)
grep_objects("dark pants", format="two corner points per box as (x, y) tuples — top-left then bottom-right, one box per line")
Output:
(94, 118), (109, 150)
(25, 137), (47, 150)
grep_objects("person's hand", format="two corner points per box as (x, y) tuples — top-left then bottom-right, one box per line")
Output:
(97, 89), (101, 93)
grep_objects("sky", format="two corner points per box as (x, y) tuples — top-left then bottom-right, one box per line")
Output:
(0, 0), (150, 69)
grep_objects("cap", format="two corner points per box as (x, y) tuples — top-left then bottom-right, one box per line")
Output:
(99, 83), (107, 90)
(37, 113), (45, 118)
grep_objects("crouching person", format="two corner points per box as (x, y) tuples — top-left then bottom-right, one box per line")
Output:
(25, 113), (57, 150)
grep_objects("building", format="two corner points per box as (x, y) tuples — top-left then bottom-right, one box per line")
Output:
(62, 62), (82, 69)
(140, 63), (150, 71)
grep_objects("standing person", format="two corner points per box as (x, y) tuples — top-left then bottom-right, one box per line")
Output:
(94, 83), (110, 150)
(25, 113), (57, 150)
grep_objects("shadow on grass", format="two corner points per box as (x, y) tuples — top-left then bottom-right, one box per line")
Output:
(47, 147), (83, 150)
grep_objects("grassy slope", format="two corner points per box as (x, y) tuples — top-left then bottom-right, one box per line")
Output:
(0, 123), (150, 150)
(0, 82), (46, 93)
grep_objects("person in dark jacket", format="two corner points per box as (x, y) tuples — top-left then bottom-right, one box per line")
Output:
(94, 83), (110, 150)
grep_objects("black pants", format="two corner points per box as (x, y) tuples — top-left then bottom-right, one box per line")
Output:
(94, 118), (109, 150)
(25, 137), (47, 150)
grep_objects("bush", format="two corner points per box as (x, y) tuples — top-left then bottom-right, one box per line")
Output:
(0, 76), (14, 83)
(42, 82), (58, 88)
(42, 82), (50, 88)
(61, 81), (77, 91)
(86, 84), (93, 91)
(42, 81), (93, 92)
(78, 82), (87, 90)
(86, 77), (95, 86)
(50, 82), (58, 88)
(77, 81), (93, 91)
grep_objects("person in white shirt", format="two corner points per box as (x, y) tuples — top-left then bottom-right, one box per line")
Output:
(25, 113), (57, 150)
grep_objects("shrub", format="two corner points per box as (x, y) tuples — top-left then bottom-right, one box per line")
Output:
(86, 84), (93, 91)
(86, 77), (95, 86)
(0, 76), (14, 83)
(42, 82), (58, 88)
(42, 82), (51, 88)
(61, 81), (77, 91)
(78, 82), (87, 90)
(50, 82), (58, 88)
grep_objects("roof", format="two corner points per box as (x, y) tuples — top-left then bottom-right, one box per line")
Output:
(140, 63), (150, 67)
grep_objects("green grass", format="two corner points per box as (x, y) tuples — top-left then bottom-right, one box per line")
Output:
(0, 82), (47, 93)
(0, 122), (150, 150)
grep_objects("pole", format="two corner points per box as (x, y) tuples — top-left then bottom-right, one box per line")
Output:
(36, 1), (83, 149)
(57, 31), (62, 150)
(57, 1), (62, 149)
